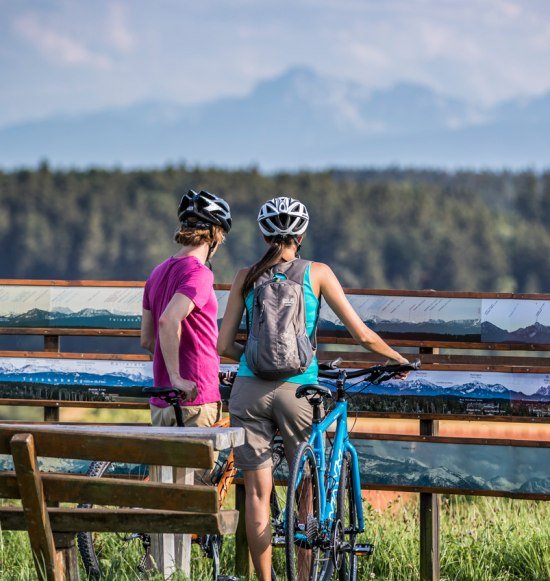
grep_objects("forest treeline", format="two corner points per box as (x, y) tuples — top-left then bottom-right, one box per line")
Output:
(1, 164), (549, 292)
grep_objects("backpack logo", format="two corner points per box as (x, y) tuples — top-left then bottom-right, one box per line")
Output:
(282, 298), (295, 307)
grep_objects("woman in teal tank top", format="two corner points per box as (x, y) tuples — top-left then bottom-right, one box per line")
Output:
(218, 196), (408, 581)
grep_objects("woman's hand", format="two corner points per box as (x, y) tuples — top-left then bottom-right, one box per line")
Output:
(169, 374), (198, 401)
(385, 356), (411, 379)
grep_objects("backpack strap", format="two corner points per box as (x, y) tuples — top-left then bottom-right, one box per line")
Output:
(271, 258), (311, 285)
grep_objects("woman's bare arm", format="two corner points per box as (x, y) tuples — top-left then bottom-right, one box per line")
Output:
(217, 268), (249, 362)
(314, 263), (408, 364)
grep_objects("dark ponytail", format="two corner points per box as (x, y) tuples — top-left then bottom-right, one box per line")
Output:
(242, 235), (296, 297)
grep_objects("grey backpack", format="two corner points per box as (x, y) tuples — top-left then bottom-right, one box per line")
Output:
(245, 259), (317, 381)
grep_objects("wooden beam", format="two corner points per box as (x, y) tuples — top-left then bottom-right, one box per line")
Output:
(10, 433), (61, 581)
(0, 507), (239, 534)
(0, 399), (150, 409)
(0, 471), (217, 512)
(0, 428), (215, 468)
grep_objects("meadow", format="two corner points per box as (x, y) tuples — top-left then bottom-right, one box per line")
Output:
(0, 495), (548, 580)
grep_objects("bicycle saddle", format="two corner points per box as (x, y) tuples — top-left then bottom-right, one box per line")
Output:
(296, 384), (333, 401)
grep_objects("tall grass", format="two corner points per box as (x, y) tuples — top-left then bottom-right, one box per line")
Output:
(0, 496), (548, 580)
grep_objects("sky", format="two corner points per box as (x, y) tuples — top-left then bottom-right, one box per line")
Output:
(1, 0), (550, 128)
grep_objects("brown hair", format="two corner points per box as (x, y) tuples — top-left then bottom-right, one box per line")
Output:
(242, 235), (297, 297)
(174, 224), (225, 247)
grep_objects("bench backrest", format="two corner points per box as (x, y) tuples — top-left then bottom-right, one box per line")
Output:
(0, 424), (239, 580)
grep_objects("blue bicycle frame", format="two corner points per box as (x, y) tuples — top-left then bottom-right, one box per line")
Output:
(309, 397), (364, 536)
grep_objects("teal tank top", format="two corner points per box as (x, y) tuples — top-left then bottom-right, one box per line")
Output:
(237, 263), (319, 384)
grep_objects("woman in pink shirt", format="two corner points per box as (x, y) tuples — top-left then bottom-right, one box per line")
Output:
(140, 190), (231, 427)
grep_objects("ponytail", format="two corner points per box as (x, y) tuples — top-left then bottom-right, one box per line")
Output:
(242, 235), (296, 297)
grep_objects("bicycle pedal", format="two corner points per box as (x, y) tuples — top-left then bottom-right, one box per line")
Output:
(272, 534), (285, 546)
(353, 543), (375, 556)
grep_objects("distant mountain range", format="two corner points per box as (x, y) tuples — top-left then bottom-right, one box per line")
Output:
(319, 316), (481, 341)
(1, 67), (549, 169)
(343, 377), (550, 402)
(481, 321), (550, 344)
(358, 450), (548, 493)
(0, 308), (141, 329)
(0, 360), (152, 389)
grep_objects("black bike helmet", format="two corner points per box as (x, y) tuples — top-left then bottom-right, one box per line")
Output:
(178, 190), (232, 233)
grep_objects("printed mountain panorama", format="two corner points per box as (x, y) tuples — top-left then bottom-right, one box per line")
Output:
(355, 444), (550, 494)
(0, 308), (141, 329)
(481, 321), (550, 343)
(318, 316), (482, 341)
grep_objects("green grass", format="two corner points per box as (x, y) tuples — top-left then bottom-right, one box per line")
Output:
(0, 496), (548, 580)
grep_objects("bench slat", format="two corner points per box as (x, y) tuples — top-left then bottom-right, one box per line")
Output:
(10, 434), (60, 581)
(0, 472), (217, 513)
(0, 507), (239, 534)
(0, 427), (214, 469)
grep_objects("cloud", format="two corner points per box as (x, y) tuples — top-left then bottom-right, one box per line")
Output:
(13, 13), (111, 69)
(107, 3), (135, 53)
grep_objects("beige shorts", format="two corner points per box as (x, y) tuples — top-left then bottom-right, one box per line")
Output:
(229, 376), (314, 471)
(150, 401), (222, 428)
(149, 401), (222, 484)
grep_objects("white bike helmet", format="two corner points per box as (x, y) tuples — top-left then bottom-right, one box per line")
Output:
(257, 196), (309, 237)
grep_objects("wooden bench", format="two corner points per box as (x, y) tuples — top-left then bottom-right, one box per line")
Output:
(0, 423), (242, 580)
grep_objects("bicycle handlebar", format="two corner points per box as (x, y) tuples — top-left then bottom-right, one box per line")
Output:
(318, 359), (421, 383)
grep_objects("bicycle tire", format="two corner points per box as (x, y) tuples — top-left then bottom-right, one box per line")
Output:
(76, 460), (112, 580)
(285, 442), (323, 581)
(338, 453), (358, 581)
(77, 450), (238, 579)
(270, 437), (287, 580)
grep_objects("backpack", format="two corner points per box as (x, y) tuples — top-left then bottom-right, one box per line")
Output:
(244, 259), (317, 381)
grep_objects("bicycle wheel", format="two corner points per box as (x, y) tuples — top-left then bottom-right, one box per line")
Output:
(77, 461), (110, 579)
(77, 461), (151, 579)
(270, 436), (288, 580)
(285, 442), (323, 581)
(335, 453), (358, 580)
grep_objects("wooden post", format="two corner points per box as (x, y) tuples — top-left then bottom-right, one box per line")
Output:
(11, 433), (62, 581)
(44, 406), (60, 423)
(44, 335), (60, 352)
(419, 346), (440, 581)
(419, 418), (440, 581)
(149, 465), (194, 578)
(235, 482), (252, 578)
(53, 533), (79, 580)
(43, 335), (61, 423)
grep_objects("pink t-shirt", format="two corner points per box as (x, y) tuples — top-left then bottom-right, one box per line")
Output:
(143, 255), (220, 408)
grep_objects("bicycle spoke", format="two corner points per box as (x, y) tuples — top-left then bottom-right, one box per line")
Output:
(285, 443), (322, 581)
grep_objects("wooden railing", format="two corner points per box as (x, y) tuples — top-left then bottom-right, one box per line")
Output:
(0, 279), (549, 580)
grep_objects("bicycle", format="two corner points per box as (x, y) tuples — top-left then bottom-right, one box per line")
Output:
(77, 372), (289, 580)
(284, 358), (421, 581)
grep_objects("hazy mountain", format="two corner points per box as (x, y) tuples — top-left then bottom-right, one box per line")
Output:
(1, 67), (549, 169)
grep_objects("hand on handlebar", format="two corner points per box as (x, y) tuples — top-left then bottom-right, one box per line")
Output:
(385, 356), (411, 379)
(169, 376), (198, 402)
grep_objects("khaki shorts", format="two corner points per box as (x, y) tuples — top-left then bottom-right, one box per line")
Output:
(229, 376), (314, 471)
(150, 401), (222, 428)
(149, 401), (222, 485)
